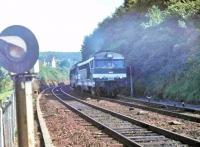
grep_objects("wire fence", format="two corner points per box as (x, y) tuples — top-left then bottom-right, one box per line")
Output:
(0, 93), (16, 147)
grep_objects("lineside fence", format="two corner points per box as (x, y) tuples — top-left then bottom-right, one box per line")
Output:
(0, 93), (16, 147)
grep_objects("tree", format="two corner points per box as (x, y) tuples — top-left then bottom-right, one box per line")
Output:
(124, 0), (136, 10)
(142, 5), (167, 28)
(58, 60), (70, 68)
(167, 0), (200, 19)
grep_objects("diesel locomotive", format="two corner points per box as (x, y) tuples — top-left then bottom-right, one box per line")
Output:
(70, 51), (127, 97)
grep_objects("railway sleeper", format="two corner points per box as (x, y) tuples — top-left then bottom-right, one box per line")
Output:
(113, 127), (143, 131)
(129, 135), (167, 142)
(99, 121), (133, 126)
(141, 141), (179, 147)
(88, 115), (112, 118)
(117, 130), (152, 134)
(121, 132), (158, 137)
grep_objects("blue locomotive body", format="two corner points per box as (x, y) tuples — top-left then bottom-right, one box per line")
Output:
(70, 52), (127, 96)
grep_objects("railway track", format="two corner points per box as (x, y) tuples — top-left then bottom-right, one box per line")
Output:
(65, 86), (200, 123)
(37, 87), (123, 146)
(52, 86), (200, 147)
(96, 96), (200, 123)
(118, 96), (200, 113)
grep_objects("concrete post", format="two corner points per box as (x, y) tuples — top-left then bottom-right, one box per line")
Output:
(15, 74), (35, 147)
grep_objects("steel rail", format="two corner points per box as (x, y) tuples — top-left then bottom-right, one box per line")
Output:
(60, 87), (200, 147)
(95, 96), (200, 123)
(119, 95), (200, 113)
(67, 86), (200, 123)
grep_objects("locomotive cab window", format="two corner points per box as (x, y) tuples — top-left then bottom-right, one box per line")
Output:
(90, 60), (94, 69)
(95, 59), (124, 68)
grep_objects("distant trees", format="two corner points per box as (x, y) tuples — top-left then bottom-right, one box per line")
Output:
(40, 52), (81, 68)
(58, 60), (70, 69)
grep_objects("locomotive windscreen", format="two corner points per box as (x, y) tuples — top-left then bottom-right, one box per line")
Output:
(95, 59), (124, 68)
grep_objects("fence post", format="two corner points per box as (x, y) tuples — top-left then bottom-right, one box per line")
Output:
(11, 94), (16, 144)
(0, 101), (4, 147)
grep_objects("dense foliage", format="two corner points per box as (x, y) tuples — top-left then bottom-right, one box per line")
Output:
(81, 0), (200, 102)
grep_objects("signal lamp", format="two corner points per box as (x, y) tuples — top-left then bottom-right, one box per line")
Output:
(0, 25), (39, 74)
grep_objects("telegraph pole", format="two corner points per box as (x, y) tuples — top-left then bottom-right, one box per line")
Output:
(15, 74), (35, 147)
(130, 66), (134, 97)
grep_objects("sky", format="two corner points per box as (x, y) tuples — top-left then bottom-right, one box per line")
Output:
(0, 0), (123, 52)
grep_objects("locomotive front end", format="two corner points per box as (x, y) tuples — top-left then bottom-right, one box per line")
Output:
(92, 52), (126, 96)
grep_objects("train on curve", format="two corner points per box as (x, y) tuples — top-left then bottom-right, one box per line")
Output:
(70, 51), (127, 97)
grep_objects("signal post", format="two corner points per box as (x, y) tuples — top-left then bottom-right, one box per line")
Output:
(15, 74), (35, 147)
(0, 25), (39, 147)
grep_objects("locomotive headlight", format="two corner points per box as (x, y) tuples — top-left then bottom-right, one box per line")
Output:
(106, 53), (113, 58)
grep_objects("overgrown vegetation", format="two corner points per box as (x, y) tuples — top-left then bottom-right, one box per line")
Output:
(81, 0), (200, 103)
(39, 52), (81, 85)
(39, 65), (69, 84)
